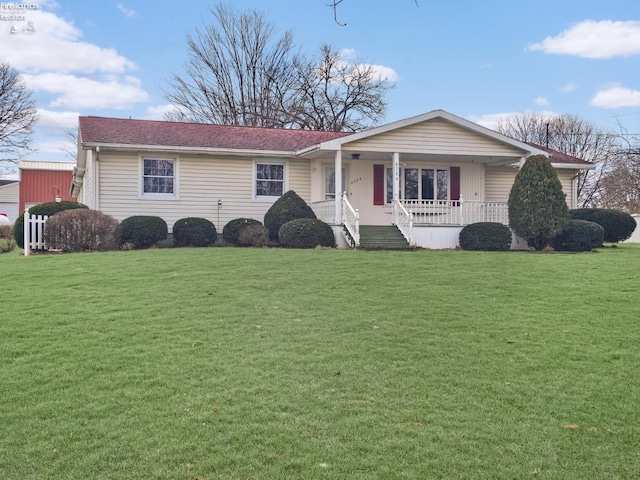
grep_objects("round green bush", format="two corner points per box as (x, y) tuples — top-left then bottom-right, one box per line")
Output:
(264, 190), (316, 241)
(569, 208), (636, 243)
(222, 218), (263, 245)
(15, 201), (89, 248)
(173, 217), (217, 247)
(119, 215), (167, 249)
(459, 222), (512, 251)
(550, 219), (604, 252)
(44, 209), (121, 252)
(278, 218), (335, 248)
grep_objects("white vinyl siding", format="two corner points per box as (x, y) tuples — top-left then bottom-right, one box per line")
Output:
(82, 149), (96, 208)
(485, 167), (517, 203)
(97, 152), (310, 232)
(343, 117), (526, 157)
(486, 166), (578, 207)
(0, 182), (18, 221)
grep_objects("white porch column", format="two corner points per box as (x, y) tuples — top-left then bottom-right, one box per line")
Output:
(392, 152), (400, 201)
(334, 149), (342, 224)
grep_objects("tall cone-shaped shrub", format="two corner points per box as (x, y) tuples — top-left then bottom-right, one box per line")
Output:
(508, 154), (569, 250)
(264, 190), (316, 241)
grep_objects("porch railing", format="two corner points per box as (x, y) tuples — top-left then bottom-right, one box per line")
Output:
(310, 199), (335, 224)
(342, 192), (360, 247)
(400, 197), (508, 226)
(392, 199), (415, 246)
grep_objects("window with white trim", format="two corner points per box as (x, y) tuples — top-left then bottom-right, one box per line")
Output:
(386, 167), (450, 203)
(255, 162), (285, 199)
(142, 158), (177, 196)
(324, 166), (347, 200)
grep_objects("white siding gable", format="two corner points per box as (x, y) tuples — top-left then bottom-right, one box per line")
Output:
(343, 117), (526, 157)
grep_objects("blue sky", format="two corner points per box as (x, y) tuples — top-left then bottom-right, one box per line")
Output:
(1, 0), (639, 175)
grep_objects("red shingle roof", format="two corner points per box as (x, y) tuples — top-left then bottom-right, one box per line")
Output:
(79, 116), (350, 152)
(526, 142), (592, 166)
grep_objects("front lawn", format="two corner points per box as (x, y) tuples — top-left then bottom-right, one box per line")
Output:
(1, 246), (639, 479)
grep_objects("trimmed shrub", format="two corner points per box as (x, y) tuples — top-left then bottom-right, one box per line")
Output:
(14, 201), (89, 248)
(173, 217), (217, 247)
(264, 190), (316, 241)
(119, 215), (167, 249)
(237, 223), (268, 247)
(44, 209), (121, 252)
(508, 155), (569, 250)
(569, 208), (636, 243)
(550, 219), (604, 252)
(278, 218), (335, 248)
(222, 218), (263, 245)
(459, 222), (512, 251)
(0, 238), (16, 253)
(0, 224), (12, 239)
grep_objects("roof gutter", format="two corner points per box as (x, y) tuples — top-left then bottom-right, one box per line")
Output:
(80, 142), (296, 158)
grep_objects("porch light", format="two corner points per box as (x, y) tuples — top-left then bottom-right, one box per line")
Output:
(53, 186), (61, 203)
(351, 153), (360, 160)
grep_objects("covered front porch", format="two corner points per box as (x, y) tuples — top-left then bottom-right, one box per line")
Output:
(298, 110), (578, 249)
(311, 194), (510, 248)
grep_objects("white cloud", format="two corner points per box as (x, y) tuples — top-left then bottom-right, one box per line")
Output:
(24, 73), (148, 109)
(366, 64), (399, 82)
(561, 82), (578, 93)
(36, 109), (81, 130)
(529, 20), (640, 59)
(590, 85), (640, 108)
(117, 4), (135, 18)
(534, 97), (549, 106)
(0, 9), (135, 74)
(336, 49), (398, 82)
(469, 110), (560, 130)
(145, 104), (176, 120)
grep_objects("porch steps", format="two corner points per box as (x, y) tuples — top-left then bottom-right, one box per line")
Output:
(358, 226), (412, 250)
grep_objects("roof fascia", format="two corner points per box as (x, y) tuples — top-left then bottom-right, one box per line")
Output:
(81, 142), (296, 158)
(551, 162), (595, 170)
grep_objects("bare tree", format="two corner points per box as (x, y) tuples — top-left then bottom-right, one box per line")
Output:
(164, 4), (301, 127)
(289, 44), (391, 131)
(0, 60), (38, 173)
(598, 149), (640, 212)
(496, 113), (619, 207)
(60, 127), (79, 163)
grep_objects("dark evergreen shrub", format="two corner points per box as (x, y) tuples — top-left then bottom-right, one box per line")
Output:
(119, 215), (167, 249)
(550, 219), (604, 252)
(44, 209), (121, 252)
(222, 218), (263, 245)
(173, 217), (217, 247)
(14, 201), (89, 248)
(278, 218), (335, 248)
(459, 222), (512, 251)
(508, 155), (569, 250)
(264, 190), (316, 241)
(237, 223), (268, 247)
(569, 208), (636, 243)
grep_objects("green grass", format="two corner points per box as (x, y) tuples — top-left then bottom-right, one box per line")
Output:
(1, 245), (639, 479)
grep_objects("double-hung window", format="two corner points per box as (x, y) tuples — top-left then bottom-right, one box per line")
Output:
(255, 161), (285, 199)
(141, 157), (177, 198)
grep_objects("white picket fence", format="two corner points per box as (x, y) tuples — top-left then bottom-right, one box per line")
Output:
(23, 209), (49, 256)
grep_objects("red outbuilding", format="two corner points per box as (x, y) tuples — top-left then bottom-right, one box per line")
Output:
(19, 161), (77, 214)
